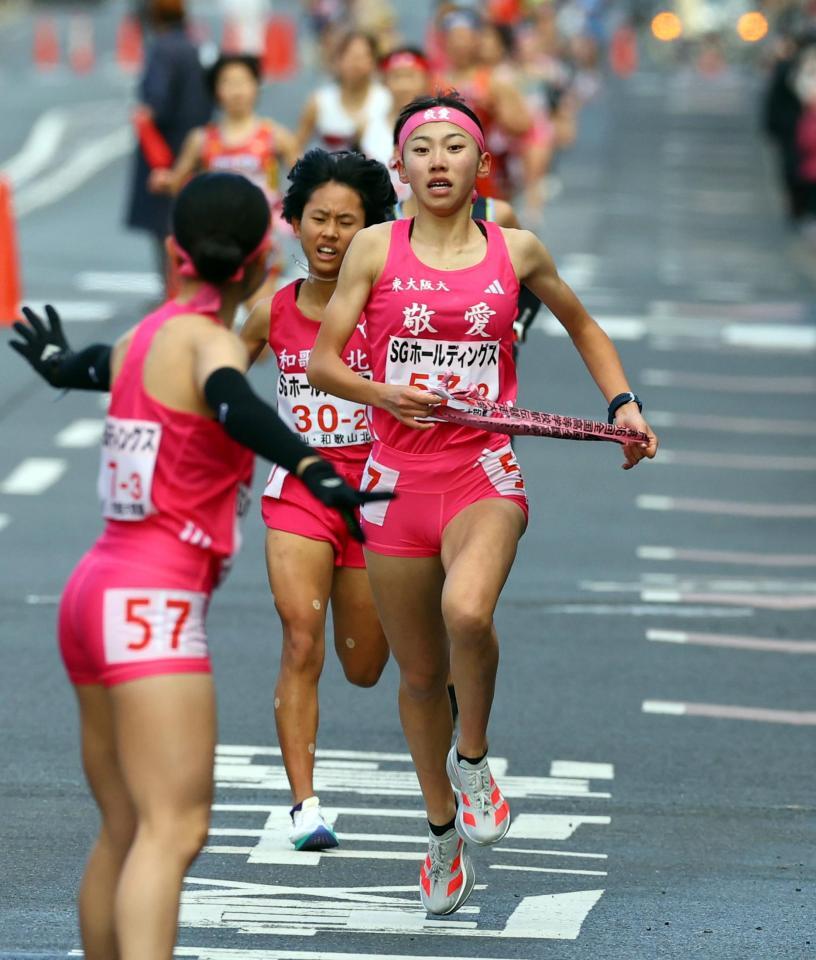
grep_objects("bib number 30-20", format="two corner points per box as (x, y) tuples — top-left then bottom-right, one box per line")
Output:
(98, 417), (162, 521)
(103, 588), (208, 665)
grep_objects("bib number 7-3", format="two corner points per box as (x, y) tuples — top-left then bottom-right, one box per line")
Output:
(98, 417), (161, 521)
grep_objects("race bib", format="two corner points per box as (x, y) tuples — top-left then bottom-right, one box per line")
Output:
(103, 588), (208, 665)
(359, 457), (399, 526)
(277, 372), (371, 448)
(385, 337), (501, 400)
(97, 417), (161, 521)
(478, 442), (527, 497)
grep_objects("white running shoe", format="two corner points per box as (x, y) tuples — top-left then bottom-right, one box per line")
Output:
(446, 746), (511, 846)
(289, 796), (338, 851)
(419, 827), (475, 915)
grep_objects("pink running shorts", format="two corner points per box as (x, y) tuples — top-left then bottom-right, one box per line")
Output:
(261, 461), (366, 569)
(359, 437), (529, 558)
(59, 526), (220, 687)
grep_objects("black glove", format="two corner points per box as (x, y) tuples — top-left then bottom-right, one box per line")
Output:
(9, 304), (72, 387)
(300, 459), (395, 544)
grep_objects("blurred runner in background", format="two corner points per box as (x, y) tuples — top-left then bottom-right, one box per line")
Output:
(297, 31), (392, 153)
(149, 53), (298, 308)
(125, 0), (212, 285)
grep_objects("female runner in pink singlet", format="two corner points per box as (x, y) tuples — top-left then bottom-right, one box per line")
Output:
(240, 149), (396, 850)
(308, 93), (657, 916)
(8, 172), (387, 960)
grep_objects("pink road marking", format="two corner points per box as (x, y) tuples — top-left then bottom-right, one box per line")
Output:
(657, 450), (816, 471)
(643, 701), (816, 726)
(638, 546), (816, 567)
(648, 411), (816, 435)
(647, 629), (816, 654)
(637, 496), (816, 518)
(643, 591), (816, 610)
(641, 369), (816, 394)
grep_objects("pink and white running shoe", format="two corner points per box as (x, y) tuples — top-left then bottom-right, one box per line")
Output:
(446, 746), (511, 846)
(419, 827), (475, 915)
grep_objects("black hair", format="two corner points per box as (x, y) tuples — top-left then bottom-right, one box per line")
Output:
(484, 21), (515, 56)
(392, 91), (483, 146)
(335, 30), (379, 60)
(207, 53), (261, 97)
(282, 149), (397, 227)
(172, 172), (270, 285)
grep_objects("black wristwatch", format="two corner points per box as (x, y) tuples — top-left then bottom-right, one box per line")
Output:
(607, 392), (642, 424)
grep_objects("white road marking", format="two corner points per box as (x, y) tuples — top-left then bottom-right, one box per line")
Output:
(15, 126), (131, 218)
(647, 411), (816, 436)
(637, 545), (816, 567)
(647, 629), (816, 654)
(636, 495), (816, 519)
(547, 603), (754, 617)
(25, 594), (60, 605)
(174, 950), (521, 960)
(0, 514), (9, 532)
(655, 449), (816, 471)
(643, 700), (816, 725)
(76, 271), (163, 296)
(641, 590), (816, 610)
(23, 300), (114, 322)
(641, 369), (816, 394)
(0, 457), (66, 494)
(722, 323), (816, 351)
(549, 760), (614, 780)
(490, 864), (607, 876)
(55, 418), (104, 448)
(179, 876), (604, 941)
(0, 108), (67, 188)
(586, 575), (816, 595)
(539, 314), (646, 340)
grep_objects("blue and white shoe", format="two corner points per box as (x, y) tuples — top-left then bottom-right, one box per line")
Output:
(289, 796), (338, 851)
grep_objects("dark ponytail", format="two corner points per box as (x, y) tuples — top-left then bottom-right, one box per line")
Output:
(172, 172), (270, 285)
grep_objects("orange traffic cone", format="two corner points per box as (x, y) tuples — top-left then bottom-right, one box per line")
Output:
(0, 177), (22, 325)
(33, 16), (60, 71)
(262, 16), (297, 79)
(69, 15), (95, 74)
(116, 15), (143, 72)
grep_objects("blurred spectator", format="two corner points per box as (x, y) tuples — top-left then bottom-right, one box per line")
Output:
(296, 31), (392, 152)
(763, 34), (816, 224)
(125, 0), (212, 281)
(361, 46), (433, 199)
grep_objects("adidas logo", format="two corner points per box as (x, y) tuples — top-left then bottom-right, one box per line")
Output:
(484, 279), (505, 295)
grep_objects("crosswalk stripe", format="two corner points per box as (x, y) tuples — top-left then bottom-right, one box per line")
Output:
(55, 418), (104, 448)
(24, 300), (114, 322)
(0, 514), (10, 532)
(76, 271), (163, 296)
(0, 457), (67, 494)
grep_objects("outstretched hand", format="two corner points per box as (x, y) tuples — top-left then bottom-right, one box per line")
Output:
(615, 406), (658, 470)
(8, 304), (72, 387)
(299, 459), (395, 543)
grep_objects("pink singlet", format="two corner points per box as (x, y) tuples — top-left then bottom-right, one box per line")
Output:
(261, 280), (371, 567)
(59, 301), (254, 687)
(360, 218), (528, 557)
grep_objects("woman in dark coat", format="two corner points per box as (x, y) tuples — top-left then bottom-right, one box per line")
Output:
(125, 0), (212, 280)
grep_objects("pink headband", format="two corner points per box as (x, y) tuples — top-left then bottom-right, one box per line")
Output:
(397, 106), (485, 156)
(174, 235), (267, 284)
(172, 235), (268, 314)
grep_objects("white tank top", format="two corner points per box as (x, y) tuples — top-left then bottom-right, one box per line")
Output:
(313, 82), (392, 151)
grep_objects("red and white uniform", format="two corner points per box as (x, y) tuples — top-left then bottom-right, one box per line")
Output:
(201, 120), (281, 210)
(59, 300), (254, 687)
(261, 280), (372, 567)
(360, 218), (528, 557)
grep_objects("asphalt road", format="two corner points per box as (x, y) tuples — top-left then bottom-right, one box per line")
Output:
(0, 6), (814, 959)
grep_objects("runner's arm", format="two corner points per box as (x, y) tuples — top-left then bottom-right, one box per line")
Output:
(307, 230), (440, 429)
(194, 325), (392, 532)
(514, 231), (657, 467)
(9, 305), (111, 390)
(494, 199), (521, 228)
(238, 301), (271, 366)
(490, 78), (532, 137)
(273, 122), (300, 168)
(149, 128), (204, 194)
(295, 96), (318, 153)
